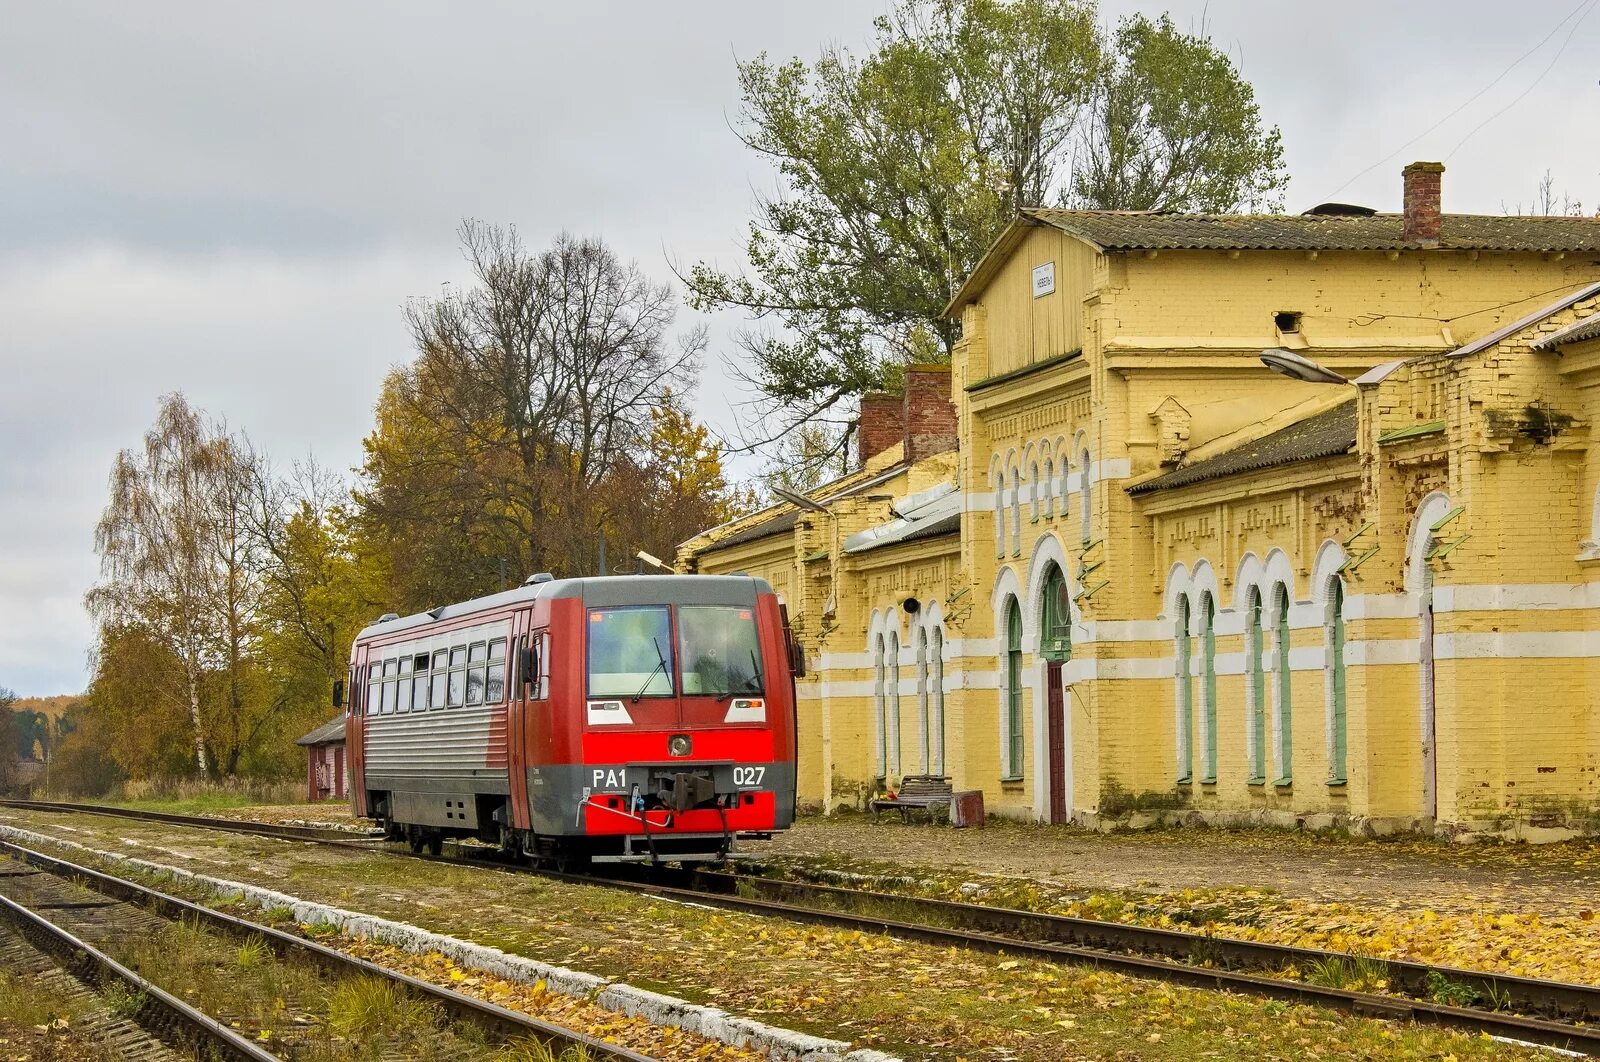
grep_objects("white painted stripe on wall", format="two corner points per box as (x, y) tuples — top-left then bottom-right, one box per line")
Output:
(819, 680), (875, 698)
(1435, 583), (1600, 613)
(1345, 593), (1417, 620)
(1288, 646), (1326, 672)
(946, 637), (998, 658)
(1346, 639), (1420, 665)
(1434, 631), (1600, 659)
(819, 651), (872, 670)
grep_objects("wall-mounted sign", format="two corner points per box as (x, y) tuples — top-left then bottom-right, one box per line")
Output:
(1032, 261), (1056, 298)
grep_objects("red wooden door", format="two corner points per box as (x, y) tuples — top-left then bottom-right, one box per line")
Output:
(1046, 662), (1067, 825)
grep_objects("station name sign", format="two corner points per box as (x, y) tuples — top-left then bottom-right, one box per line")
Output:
(1032, 261), (1056, 298)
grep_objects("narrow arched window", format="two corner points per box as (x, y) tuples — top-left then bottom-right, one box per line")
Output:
(1079, 449), (1093, 544)
(1004, 600), (1024, 779)
(1274, 585), (1293, 785)
(1029, 461), (1041, 521)
(993, 470), (1006, 559)
(887, 629), (902, 777)
(931, 627), (946, 776)
(1043, 458), (1055, 517)
(1176, 596), (1192, 783)
(1010, 467), (1022, 554)
(1247, 586), (1266, 784)
(915, 627), (930, 775)
(1200, 593), (1218, 783)
(873, 633), (887, 779)
(1327, 578), (1347, 784)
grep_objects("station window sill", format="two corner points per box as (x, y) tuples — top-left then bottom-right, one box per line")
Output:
(1273, 778), (1293, 789)
(1247, 776), (1267, 787)
(1327, 777), (1348, 788)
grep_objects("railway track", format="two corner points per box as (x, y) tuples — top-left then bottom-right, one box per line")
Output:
(6, 797), (1600, 1055)
(0, 832), (660, 1062)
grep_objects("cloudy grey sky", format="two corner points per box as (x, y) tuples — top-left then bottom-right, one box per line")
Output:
(2, 0), (1597, 695)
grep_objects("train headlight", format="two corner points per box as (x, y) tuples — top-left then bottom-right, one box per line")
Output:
(668, 733), (692, 757)
(725, 698), (766, 723)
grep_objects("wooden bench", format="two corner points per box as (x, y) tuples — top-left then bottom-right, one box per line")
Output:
(870, 775), (955, 823)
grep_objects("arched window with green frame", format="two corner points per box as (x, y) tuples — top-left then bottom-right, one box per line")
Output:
(1200, 592), (1218, 783)
(1327, 578), (1347, 785)
(1041, 564), (1071, 662)
(1273, 584), (1293, 786)
(1175, 596), (1192, 784)
(1246, 586), (1266, 784)
(872, 632), (887, 779)
(1003, 599), (1024, 780)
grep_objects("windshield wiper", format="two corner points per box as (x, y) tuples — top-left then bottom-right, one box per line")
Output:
(716, 651), (765, 702)
(633, 637), (667, 703)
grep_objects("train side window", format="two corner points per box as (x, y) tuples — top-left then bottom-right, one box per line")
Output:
(466, 664), (485, 705)
(396, 674), (412, 714)
(430, 668), (448, 710)
(539, 631), (551, 699)
(432, 649), (449, 672)
(413, 652), (430, 673)
(411, 672), (428, 710)
(487, 637), (507, 702)
(469, 641), (487, 663)
(379, 675), (393, 714)
(448, 645), (466, 707)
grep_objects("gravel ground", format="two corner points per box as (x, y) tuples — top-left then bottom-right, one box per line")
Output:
(0, 806), (1554, 1062)
(746, 813), (1600, 915)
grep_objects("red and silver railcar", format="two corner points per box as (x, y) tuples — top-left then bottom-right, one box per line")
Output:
(342, 575), (799, 864)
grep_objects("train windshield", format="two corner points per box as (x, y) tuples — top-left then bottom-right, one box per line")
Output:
(588, 607), (674, 697)
(678, 605), (763, 697)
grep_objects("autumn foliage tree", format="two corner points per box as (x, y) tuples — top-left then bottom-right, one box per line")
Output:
(358, 224), (752, 611)
(82, 395), (385, 782)
(689, 0), (1287, 469)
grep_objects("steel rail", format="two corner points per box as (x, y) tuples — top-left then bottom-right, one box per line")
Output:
(0, 797), (375, 842)
(0, 882), (282, 1062)
(0, 838), (660, 1062)
(8, 796), (1600, 1054)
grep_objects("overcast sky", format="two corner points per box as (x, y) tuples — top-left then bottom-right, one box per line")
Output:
(2, 0), (1597, 696)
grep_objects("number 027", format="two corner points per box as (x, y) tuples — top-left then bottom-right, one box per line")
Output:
(732, 765), (765, 787)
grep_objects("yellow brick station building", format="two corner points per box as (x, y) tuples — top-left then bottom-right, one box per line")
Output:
(680, 163), (1600, 839)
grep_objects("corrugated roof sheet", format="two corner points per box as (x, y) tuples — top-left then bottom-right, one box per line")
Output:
(1533, 311), (1600, 351)
(297, 716), (346, 746)
(691, 463), (909, 555)
(1129, 401), (1358, 495)
(1025, 208), (1600, 253)
(844, 484), (960, 554)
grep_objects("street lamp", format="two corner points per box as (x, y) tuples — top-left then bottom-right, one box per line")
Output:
(1260, 348), (1353, 386)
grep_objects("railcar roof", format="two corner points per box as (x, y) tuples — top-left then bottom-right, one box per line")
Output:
(354, 574), (772, 642)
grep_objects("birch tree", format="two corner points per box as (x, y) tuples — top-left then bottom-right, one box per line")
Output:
(87, 393), (263, 776)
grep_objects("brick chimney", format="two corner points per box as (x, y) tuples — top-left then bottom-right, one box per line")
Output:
(1402, 161), (1444, 246)
(857, 392), (906, 465)
(903, 365), (957, 464)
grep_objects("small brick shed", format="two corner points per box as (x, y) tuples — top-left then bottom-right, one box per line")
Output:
(296, 716), (347, 802)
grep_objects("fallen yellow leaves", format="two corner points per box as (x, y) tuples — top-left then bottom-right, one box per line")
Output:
(329, 938), (766, 1062)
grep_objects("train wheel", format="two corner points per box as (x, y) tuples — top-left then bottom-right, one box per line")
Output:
(427, 834), (444, 857)
(406, 826), (424, 854)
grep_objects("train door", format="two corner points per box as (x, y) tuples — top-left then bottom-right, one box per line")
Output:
(348, 642), (371, 816)
(506, 607), (534, 832)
